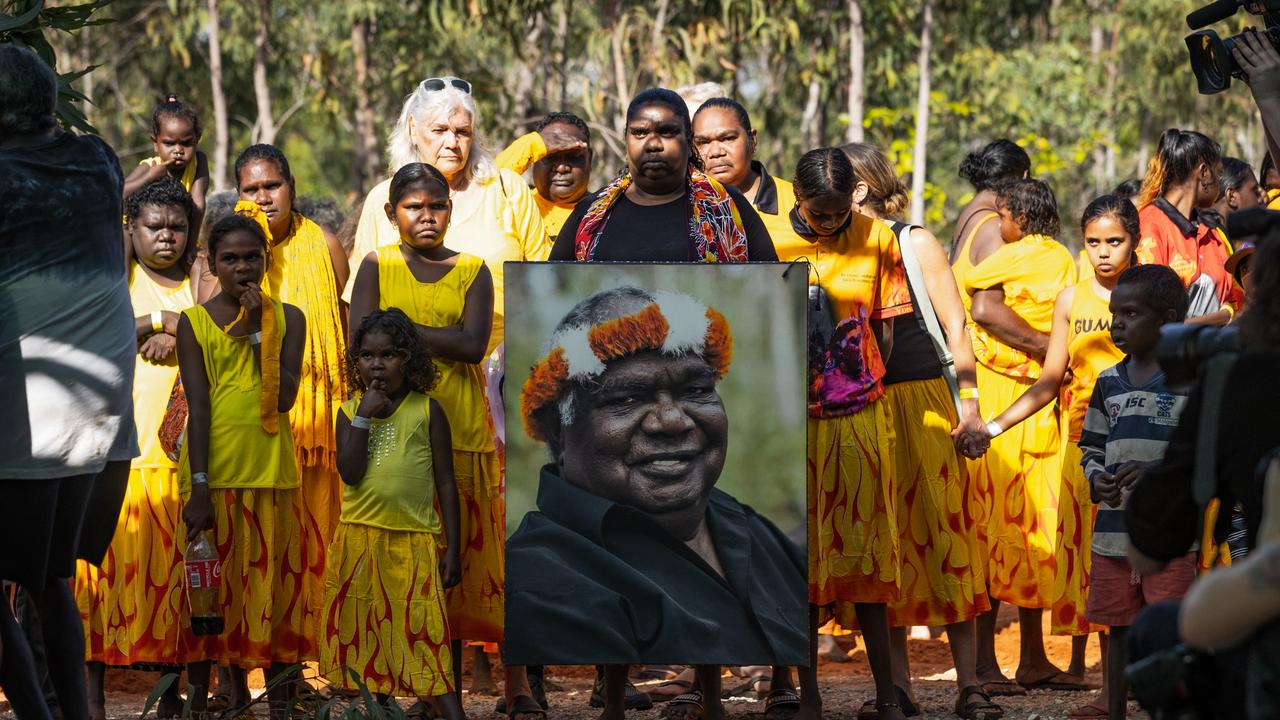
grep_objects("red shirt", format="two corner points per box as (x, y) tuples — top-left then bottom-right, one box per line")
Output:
(1136, 199), (1241, 309)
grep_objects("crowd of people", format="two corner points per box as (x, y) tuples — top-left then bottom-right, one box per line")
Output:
(4, 26), (1280, 720)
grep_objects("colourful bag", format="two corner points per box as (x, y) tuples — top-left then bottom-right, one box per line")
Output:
(158, 376), (188, 461)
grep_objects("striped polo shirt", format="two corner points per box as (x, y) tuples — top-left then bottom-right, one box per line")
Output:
(1078, 359), (1189, 557)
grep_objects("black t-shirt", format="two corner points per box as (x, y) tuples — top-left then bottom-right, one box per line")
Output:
(879, 222), (943, 385)
(548, 183), (778, 261)
(1126, 350), (1280, 561)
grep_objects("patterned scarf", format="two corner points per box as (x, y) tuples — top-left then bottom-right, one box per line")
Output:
(573, 164), (749, 262)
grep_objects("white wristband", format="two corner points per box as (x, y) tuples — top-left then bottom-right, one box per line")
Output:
(248, 331), (262, 345)
(986, 420), (1003, 438)
(191, 472), (209, 486)
(150, 311), (165, 333)
(350, 415), (372, 430)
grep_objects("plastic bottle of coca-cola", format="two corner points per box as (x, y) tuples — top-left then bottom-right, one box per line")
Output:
(185, 531), (224, 635)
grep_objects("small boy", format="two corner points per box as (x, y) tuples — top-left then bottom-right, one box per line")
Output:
(1078, 264), (1195, 720)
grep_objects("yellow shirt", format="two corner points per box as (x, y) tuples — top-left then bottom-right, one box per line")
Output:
(495, 131), (577, 239)
(1062, 279), (1123, 442)
(337, 392), (441, 534)
(757, 175), (798, 247)
(964, 234), (1077, 379)
(348, 169), (551, 355)
(950, 211), (999, 315)
(1267, 187), (1280, 210)
(179, 302), (298, 491)
(773, 213), (913, 417)
(376, 247), (493, 455)
(128, 264), (193, 468)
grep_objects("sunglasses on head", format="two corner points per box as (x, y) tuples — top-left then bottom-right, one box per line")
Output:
(420, 77), (472, 94)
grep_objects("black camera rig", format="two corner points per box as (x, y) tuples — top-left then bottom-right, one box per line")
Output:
(1186, 0), (1280, 94)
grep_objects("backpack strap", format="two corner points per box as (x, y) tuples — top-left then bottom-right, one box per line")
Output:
(894, 222), (962, 417)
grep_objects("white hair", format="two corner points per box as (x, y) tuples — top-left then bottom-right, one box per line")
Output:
(674, 81), (728, 116)
(386, 76), (496, 183)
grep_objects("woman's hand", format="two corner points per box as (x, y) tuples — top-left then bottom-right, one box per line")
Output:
(139, 333), (177, 362)
(439, 548), (461, 589)
(182, 484), (215, 541)
(952, 415), (991, 459)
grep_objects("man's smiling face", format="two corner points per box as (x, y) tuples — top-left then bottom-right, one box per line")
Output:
(556, 351), (728, 516)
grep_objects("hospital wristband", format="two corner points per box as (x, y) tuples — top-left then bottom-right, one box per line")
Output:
(959, 387), (980, 401)
(985, 420), (1003, 438)
(350, 415), (373, 430)
(150, 311), (165, 333)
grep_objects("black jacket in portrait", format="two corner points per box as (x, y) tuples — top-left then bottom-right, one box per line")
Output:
(503, 464), (807, 666)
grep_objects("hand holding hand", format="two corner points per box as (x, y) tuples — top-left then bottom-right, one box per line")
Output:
(140, 332), (177, 362)
(1094, 471), (1123, 507)
(951, 416), (991, 459)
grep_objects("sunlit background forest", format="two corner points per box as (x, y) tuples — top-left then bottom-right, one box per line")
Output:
(7, 0), (1273, 245)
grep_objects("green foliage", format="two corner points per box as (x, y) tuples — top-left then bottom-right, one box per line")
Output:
(1, 0), (113, 134)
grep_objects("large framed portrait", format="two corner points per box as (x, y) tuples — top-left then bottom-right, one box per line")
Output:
(502, 261), (808, 666)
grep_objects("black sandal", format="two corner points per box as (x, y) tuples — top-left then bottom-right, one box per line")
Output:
(764, 689), (801, 720)
(505, 694), (546, 720)
(955, 685), (1004, 719)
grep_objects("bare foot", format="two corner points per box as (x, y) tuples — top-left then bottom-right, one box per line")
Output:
(470, 647), (499, 695)
(660, 691), (719, 720)
(648, 667), (696, 699)
(817, 634), (851, 663)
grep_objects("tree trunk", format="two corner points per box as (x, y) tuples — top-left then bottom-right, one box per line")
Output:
(252, 0), (276, 145)
(800, 75), (821, 150)
(611, 10), (630, 139)
(909, 0), (934, 225)
(845, 0), (865, 143)
(207, 0), (230, 191)
(351, 16), (378, 196)
(553, 0), (569, 109)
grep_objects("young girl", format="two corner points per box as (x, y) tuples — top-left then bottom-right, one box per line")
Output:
(773, 147), (914, 720)
(348, 162), (496, 711)
(963, 178), (1080, 691)
(984, 195), (1139, 715)
(78, 177), (196, 720)
(322, 309), (463, 720)
(176, 213), (306, 718)
(125, 95), (210, 229)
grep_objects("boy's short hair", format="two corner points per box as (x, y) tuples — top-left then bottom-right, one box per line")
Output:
(996, 178), (1061, 237)
(1116, 264), (1189, 322)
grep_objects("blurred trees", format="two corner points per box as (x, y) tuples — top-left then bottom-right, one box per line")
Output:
(38, 0), (1271, 244)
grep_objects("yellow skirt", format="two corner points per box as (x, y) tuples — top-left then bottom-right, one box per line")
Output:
(967, 363), (1063, 609)
(321, 523), (454, 697)
(1050, 440), (1104, 636)
(297, 463), (340, 653)
(884, 378), (991, 627)
(179, 487), (312, 668)
(446, 449), (504, 643)
(808, 402), (900, 609)
(76, 466), (186, 665)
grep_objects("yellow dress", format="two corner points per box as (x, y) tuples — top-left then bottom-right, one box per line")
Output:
(177, 302), (309, 668)
(263, 212), (347, 651)
(376, 247), (503, 643)
(1051, 279), (1123, 635)
(885, 374), (991, 627)
(962, 234), (1076, 609)
(348, 169), (551, 355)
(774, 214), (913, 616)
(321, 393), (453, 696)
(76, 265), (192, 665)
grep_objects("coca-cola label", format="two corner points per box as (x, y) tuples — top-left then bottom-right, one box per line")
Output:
(186, 558), (221, 589)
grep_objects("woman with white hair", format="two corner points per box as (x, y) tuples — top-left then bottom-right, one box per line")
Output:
(348, 76), (547, 720)
(348, 76), (550, 356)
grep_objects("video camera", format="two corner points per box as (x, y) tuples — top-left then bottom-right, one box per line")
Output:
(1186, 0), (1280, 94)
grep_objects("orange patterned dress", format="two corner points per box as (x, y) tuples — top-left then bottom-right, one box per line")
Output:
(1050, 278), (1123, 635)
(774, 214), (913, 619)
(961, 234), (1077, 609)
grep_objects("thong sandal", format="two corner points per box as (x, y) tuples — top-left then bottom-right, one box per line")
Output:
(1067, 703), (1108, 719)
(763, 689), (801, 720)
(648, 676), (695, 702)
(979, 679), (1027, 697)
(956, 685), (1004, 719)
(856, 688), (920, 719)
(660, 691), (703, 720)
(505, 694), (546, 720)
(1018, 670), (1091, 692)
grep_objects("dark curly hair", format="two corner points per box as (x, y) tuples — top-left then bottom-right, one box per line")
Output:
(152, 93), (202, 138)
(1242, 236), (1280, 348)
(996, 178), (1060, 238)
(1080, 193), (1140, 244)
(535, 111), (590, 141)
(959, 139), (1030, 192)
(125, 176), (197, 228)
(206, 214), (268, 260)
(345, 309), (438, 394)
(1115, 265), (1189, 323)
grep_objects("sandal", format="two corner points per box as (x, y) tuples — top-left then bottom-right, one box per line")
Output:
(587, 675), (653, 711)
(1067, 703), (1108, 719)
(978, 679), (1027, 697)
(206, 693), (232, 713)
(660, 690), (703, 720)
(721, 674), (770, 699)
(763, 689), (801, 720)
(505, 694), (546, 720)
(648, 675), (695, 702)
(856, 688), (919, 719)
(956, 685), (1004, 719)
